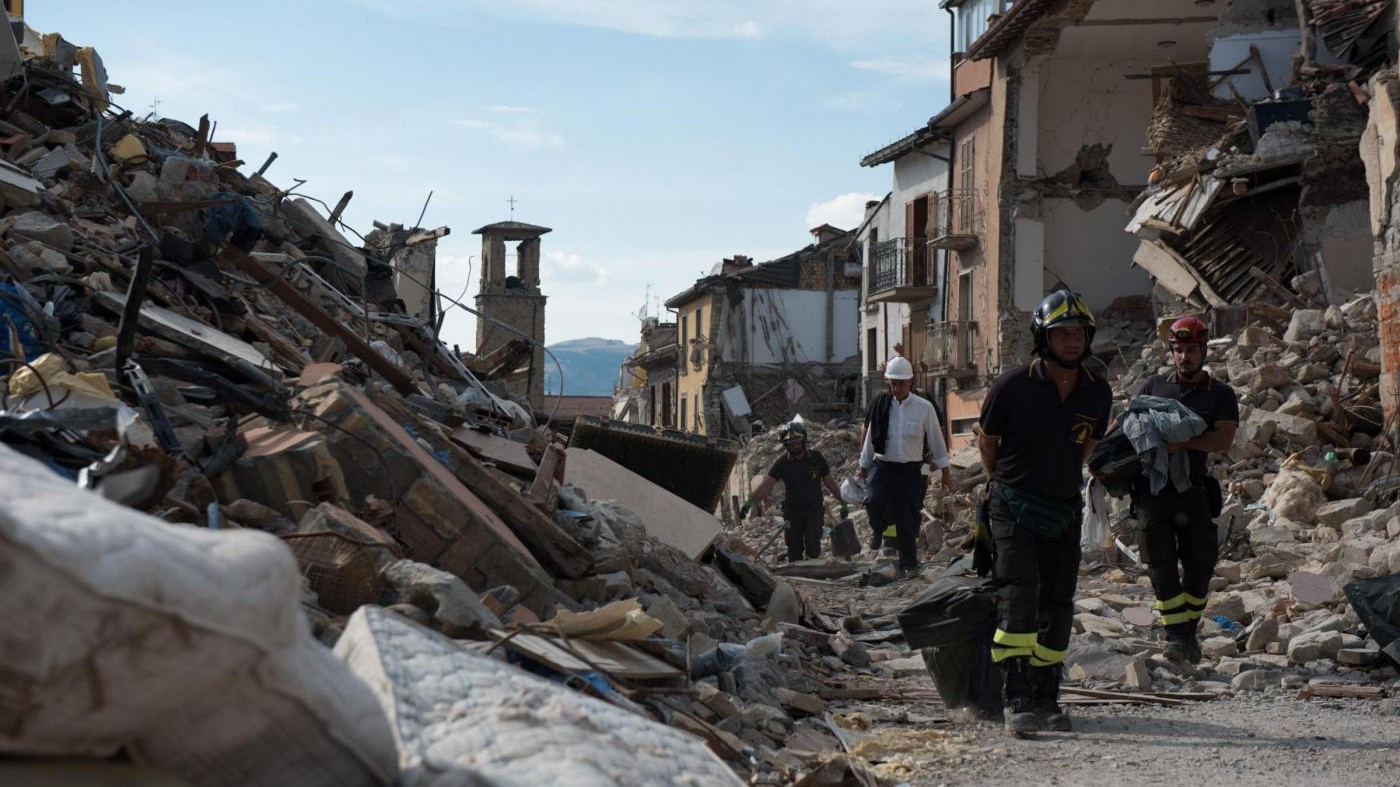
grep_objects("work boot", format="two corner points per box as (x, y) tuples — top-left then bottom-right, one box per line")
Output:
(1030, 664), (1072, 732)
(1184, 618), (1203, 664)
(1162, 622), (1196, 664)
(1000, 658), (1041, 736)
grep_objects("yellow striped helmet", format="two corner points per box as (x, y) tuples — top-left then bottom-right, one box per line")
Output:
(1031, 289), (1096, 355)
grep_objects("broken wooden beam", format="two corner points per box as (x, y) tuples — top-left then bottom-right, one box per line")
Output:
(220, 248), (420, 395)
(1061, 687), (1188, 706)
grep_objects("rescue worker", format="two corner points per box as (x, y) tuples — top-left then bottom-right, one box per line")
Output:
(741, 422), (847, 562)
(857, 356), (954, 576)
(1133, 316), (1238, 663)
(978, 289), (1111, 734)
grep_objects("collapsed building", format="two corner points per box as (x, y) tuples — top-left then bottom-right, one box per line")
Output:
(663, 226), (864, 439)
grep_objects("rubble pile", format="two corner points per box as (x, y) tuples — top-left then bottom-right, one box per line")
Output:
(0, 24), (913, 787)
(1061, 287), (1400, 700)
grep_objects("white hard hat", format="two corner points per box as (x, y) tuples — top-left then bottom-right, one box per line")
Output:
(884, 356), (914, 380)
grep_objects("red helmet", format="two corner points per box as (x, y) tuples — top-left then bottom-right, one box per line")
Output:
(1168, 316), (1209, 346)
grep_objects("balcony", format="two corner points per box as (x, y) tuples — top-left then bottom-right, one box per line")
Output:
(929, 189), (982, 251)
(924, 320), (980, 379)
(867, 237), (937, 304)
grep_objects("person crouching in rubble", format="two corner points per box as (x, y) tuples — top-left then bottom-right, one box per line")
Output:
(977, 289), (1111, 735)
(741, 422), (847, 562)
(1132, 316), (1238, 664)
(857, 356), (954, 577)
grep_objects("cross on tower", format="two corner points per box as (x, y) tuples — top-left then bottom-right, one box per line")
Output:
(507, 195), (517, 219)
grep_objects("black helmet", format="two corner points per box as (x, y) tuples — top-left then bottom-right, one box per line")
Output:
(780, 421), (808, 444)
(1031, 289), (1096, 359)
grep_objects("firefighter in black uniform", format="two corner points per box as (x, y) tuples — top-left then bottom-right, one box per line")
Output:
(978, 290), (1112, 735)
(741, 422), (847, 561)
(1133, 316), (1238, 663)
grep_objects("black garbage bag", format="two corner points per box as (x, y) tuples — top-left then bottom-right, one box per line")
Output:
(1087, 426), (1141, 498)
(920, 626), (1003, 720)
(1343, 574), (1400, 668)
(897, 573), (997, 650)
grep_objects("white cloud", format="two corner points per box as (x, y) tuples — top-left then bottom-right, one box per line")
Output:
(454, 109), (566, 150)
(352, 1), (944, 52)
(215, 126), (278, 146)
(806, 192), (879, 232)
(826, 91), (901, 115)
(850, 57), (950, 82)
(542, 249), (609, 285)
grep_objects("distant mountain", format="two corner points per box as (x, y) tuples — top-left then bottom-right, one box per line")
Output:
(542, 338), (637, 396)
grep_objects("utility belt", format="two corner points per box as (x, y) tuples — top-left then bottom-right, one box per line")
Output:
(993, 481), (1081, 539)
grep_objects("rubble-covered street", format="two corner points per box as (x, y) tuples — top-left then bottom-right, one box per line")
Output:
(4, 2), (1400, 787)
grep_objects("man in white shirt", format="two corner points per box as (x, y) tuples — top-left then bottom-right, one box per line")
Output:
(858, 356), (954, 575)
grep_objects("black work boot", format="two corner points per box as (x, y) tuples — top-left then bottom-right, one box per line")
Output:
(1030, 664), (1072, 731)
(1163, 622), (1196, 663)
(1184, 618), (1203, 664)
(1000, 657), (1041, 736)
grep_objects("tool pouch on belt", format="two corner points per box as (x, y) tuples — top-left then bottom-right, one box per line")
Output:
(996, 483), (1080, 539)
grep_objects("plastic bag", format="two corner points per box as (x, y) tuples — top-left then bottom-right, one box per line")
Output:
(1081, 477), (1111, 551)
(920, 624), (1003, 719)
(840, 475), (869, 504)
(897, 573), (997, 650)
(1344, 574), (1400, 668)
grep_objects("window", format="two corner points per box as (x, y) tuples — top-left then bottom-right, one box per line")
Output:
(959, 137), (976, 234)
(680, 395), (688, 432)
(648, 385), (657, 425)
(679, 313), (688, 375)
(661, 382), (673, 427)
(953, 0), (1013, 53)
(867, 328), (879, 372)
(695, 306), (703, 339)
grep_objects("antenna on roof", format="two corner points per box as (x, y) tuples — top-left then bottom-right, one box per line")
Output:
(634, 282), (652, 322)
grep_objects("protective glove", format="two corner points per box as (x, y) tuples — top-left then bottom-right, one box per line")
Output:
(739, 497), (753, 520)
(839, 502), (849, 519)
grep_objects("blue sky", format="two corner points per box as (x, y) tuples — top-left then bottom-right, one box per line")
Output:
(32, 1), (951, 349)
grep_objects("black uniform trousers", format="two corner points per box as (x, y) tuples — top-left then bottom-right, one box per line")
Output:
(870, 459), (926, 571)
(783, 507), (824, 562)
(1135, 480), (1216, 626)
(987, 484), (1081, 666)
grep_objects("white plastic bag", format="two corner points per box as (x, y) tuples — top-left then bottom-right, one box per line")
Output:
(840, 475), (869, 504)
(1081, 477), (1111, 550)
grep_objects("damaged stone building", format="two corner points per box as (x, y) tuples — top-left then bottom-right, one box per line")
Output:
(856, 103), (957, 409)
(611, 316), (679, 428)
(663, 227), (863, 438)
(868, 0), (1384, 449)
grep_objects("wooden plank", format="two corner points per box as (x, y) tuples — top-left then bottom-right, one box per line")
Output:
(1248, 265), (1308, 308)
(529, 443), (566, 512)
(491, 629), (684, 681)
(220, 248), (419, 395)
(1298, 683), (1387, 700)
(95, 290), (281, 375)
(451, 426), (538, 475)
(1062, 687), (1188, 706)
(565, 447), (721, 559)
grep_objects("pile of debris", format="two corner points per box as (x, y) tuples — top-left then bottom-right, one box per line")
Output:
(1057, 281), (1400, 699)
(0, 21), (926, 787)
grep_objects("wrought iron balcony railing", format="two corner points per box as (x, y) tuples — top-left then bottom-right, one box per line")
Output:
(868, 237), (935, 297)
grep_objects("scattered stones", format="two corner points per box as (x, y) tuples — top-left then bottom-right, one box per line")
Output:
(1286, 630), (1345, 664)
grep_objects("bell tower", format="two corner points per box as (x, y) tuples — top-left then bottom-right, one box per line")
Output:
(473, 220), (550, 409)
